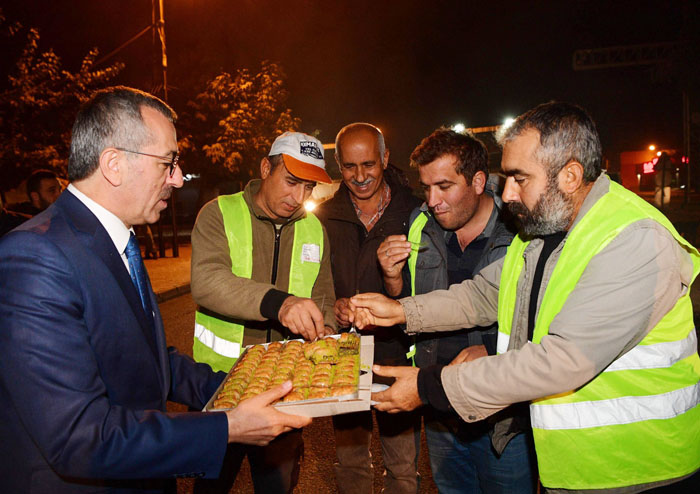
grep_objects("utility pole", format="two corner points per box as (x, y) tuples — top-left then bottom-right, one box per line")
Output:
(152, 0), (179, 257)
(96, 1), (179, 257)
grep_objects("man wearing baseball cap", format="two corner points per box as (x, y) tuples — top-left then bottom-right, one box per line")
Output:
(190, 131), (336, 493)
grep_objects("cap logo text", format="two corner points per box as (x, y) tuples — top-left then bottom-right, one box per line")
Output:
(299, 141), (323, 160)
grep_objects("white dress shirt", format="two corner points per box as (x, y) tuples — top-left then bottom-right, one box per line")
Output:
(67, 184), (133, 273)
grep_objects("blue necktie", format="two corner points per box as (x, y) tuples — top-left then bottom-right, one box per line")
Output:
(125, 233), (154, 327)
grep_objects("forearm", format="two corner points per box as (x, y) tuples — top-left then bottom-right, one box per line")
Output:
(400, 264), (500, 334)
(383, 274), (404, 298)
(168, 347), (226, 409)
(441, 338), (594, 422)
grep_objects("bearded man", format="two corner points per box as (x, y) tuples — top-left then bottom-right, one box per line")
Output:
(349, 102), (700, 494)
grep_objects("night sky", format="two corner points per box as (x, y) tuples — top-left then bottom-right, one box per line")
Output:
(2, 0), (694, 170)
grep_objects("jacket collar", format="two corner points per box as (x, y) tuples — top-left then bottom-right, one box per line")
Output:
(568, 173), (610, 233)
(55, 191), (161, 360)
(322, 172), (416, 223)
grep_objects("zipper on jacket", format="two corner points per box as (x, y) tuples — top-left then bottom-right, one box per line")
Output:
(268, 223), (283, 342)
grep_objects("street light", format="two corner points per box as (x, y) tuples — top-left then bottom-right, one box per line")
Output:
(451, 123), (466, 133)
(649, 145), (656, 151)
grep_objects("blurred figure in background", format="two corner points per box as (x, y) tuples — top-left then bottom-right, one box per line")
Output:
(9, 168), (63, 216)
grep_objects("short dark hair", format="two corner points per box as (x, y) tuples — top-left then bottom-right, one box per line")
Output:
(410, 128), (488, 183)
(497, 101), (602, 183)
(68, 86), (176, 182)
(267, 154), (284, 172)
(26, 169), (58, 198)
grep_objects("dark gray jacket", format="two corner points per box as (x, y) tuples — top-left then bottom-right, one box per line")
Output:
(404, 192), (515, 367)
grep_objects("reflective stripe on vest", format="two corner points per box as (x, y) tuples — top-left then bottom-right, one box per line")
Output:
(193, 192), (324, 372)
(498, 180), (700, 490)
(405, 212), (430, 365)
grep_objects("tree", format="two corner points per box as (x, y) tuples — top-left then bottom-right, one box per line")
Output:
(179, 61), (301, 189)
(0, 11), (122, 191)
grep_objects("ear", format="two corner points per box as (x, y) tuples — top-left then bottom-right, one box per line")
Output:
(99, 148), (124, 187)
(260, 157), (271, 179)
(558, 161), (584, 194)
(382, 149), (390, 169)
(334, 152), (343, 173)
(471, 171), (487, 194)
(29, 191), (40, 205)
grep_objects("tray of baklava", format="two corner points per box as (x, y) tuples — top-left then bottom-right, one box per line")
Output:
(204, 333), (374, 417)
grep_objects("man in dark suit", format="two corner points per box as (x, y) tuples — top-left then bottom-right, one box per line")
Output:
(0, 86), (309, 493)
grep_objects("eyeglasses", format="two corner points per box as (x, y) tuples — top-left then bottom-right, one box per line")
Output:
(116, 147), (180, 177)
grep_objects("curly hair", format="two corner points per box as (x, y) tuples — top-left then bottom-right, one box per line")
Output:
(409, 127), (488, 183)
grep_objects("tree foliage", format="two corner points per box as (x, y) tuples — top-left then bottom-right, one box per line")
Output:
(179, 61), (300, 186)
(0, 12), (122, 191)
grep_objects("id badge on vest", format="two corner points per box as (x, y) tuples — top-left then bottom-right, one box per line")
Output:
(301, 243), (321, 263)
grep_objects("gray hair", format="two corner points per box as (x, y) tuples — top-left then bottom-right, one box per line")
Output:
(334, 122), (386, 164)
(68, 86), (176, 181)
(497, 101), (602, 183)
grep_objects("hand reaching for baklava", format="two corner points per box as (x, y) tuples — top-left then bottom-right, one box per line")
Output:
(225, 381), (311, 445)
(278, 295), (330, 340)
(333, 297), (352, 327)
(348, 292), (406, 329)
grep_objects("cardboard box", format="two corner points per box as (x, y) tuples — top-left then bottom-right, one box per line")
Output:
(204, 334), (374, 418)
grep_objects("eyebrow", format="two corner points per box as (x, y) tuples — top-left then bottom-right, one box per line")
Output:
(420, 179), (455, 187)
(341, 160), (376, 167)
(285, 173), (316, 187)
(502, 167), (528, 177)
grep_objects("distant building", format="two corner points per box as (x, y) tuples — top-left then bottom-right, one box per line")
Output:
(619, 148), (685, 192)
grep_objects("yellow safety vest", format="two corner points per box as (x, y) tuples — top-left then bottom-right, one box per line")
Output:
(404, 211), (430, 364)
(497, 180), (700, 490)
(193, 192), (324, 372)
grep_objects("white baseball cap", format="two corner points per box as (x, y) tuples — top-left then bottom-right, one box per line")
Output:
(268, 132), (332, 184)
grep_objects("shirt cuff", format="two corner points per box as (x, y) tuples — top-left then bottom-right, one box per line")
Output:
(260, 289), (292, 321)
(399, 297), (422, 335)
(417, 364), (452, 413)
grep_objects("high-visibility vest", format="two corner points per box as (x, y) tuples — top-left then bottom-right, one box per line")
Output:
(404, 211), (430, 364)
(193, 192), (324, 373)
(407, 212), (430, 297)
(497, 180), (700, 490)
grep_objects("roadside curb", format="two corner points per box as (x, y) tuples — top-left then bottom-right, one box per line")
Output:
(155, 283), (191, 303)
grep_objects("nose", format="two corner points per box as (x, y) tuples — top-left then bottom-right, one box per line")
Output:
(167, 164), (184, 189)
(426, 188), (440, 209)
(355, 165), (367, 183)
(502, 177), (518, 203)
(293, 184), (307, 205)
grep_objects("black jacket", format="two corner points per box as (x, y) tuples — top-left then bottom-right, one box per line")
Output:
(316, 169), (421, 374)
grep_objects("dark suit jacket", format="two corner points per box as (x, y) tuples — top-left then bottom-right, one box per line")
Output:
(0, 190), (228, 493)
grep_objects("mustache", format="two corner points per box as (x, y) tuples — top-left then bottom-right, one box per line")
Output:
(506, 201), (529, 217)
(351, 177), (375, 187)
(160, 186), (173, 201)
